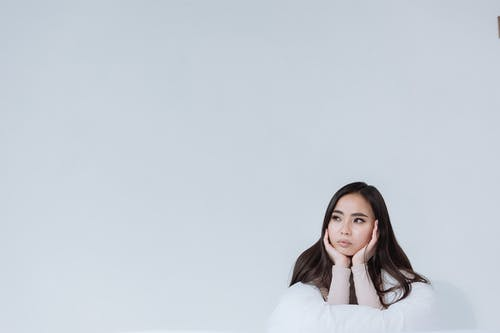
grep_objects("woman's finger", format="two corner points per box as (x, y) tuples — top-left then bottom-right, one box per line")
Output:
(323, 231), (331, 248)
(367, 223), (379, 249)
(371, 220), (379, 241)
(370, 230), (378, 245)
(324, 231), (337, 253)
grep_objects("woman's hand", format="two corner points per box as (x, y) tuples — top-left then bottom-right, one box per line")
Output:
(323, 228), (351, 268)
(352, 220), (379, 265)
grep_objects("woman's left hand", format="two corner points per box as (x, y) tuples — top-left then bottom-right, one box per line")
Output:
(352, 220), (379, 265)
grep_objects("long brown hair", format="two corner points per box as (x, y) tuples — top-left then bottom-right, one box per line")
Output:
(290, 181), (429, 307)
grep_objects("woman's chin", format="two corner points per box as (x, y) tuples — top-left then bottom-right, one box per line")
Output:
(334, 246), (355, 257)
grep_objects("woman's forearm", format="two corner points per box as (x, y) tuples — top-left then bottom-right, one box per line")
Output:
(326, 265), (351, 304)
(351, 263), (383, 309)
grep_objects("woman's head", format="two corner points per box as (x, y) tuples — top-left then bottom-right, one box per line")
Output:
(322, 182), (395, 260)
(290, 181), (429, 306)
(326, 193), (375, 256)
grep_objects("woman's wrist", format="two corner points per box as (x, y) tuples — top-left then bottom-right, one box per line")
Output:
(351, 257), (367, 266)
(332, 264), (351, 273)
(334, 257), (351, 268)
(351, 262), (367, 272)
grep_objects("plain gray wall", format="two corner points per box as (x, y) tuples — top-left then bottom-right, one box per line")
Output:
(1, 1), (499, 333)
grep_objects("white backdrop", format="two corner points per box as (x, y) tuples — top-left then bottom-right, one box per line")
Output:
(1, 1), (500, 333)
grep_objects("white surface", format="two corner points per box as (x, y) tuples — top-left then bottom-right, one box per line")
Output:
(268, 281), (438, 333)
(119, 327), (500, 333)
(1, 1), (500, 333)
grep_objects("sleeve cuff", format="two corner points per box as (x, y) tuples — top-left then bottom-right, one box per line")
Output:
(351, 263), (368, 276)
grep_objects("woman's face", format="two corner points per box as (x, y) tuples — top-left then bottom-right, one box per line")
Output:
(327, 193), (376, 256)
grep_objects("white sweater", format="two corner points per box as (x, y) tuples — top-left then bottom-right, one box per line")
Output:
(267, 268), (438, 333)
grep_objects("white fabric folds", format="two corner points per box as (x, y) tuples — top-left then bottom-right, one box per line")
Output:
(267, 277), (438, 333)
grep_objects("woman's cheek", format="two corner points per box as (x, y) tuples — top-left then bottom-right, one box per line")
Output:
(362, 230), (373, 245)
(328, 228), (336, 243)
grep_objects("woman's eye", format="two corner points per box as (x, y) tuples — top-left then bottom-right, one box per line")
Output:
(331, 215), (341, 222)
(353, 218), (365, 223)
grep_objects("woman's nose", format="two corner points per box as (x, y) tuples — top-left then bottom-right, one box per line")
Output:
(340, 223), (351, 235)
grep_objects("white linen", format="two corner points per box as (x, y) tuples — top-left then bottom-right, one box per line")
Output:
(267, 279), (439, 333)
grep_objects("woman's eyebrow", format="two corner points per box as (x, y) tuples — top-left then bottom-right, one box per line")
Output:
(333, 210), (368, 217)
(351, 213), (369, 217)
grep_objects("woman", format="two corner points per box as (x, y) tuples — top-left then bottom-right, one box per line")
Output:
(267, 182), (438, 333)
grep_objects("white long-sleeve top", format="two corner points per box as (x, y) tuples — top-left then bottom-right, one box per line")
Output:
(324, 264), (384, 308)
(267, 268), (438, 333)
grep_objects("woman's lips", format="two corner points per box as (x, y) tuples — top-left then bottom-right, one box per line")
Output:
(337, 240), (352, 248)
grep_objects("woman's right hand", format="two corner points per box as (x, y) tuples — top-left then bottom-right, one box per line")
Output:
(323, 229), (351, 268)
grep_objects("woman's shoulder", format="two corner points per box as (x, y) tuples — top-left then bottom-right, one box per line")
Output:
(272, 281), (324, 311)
(380, 269), (429, 286)
(288, 281), (320, 294)
(287, 281), (327, 301)
(381, 269), (435, 305)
